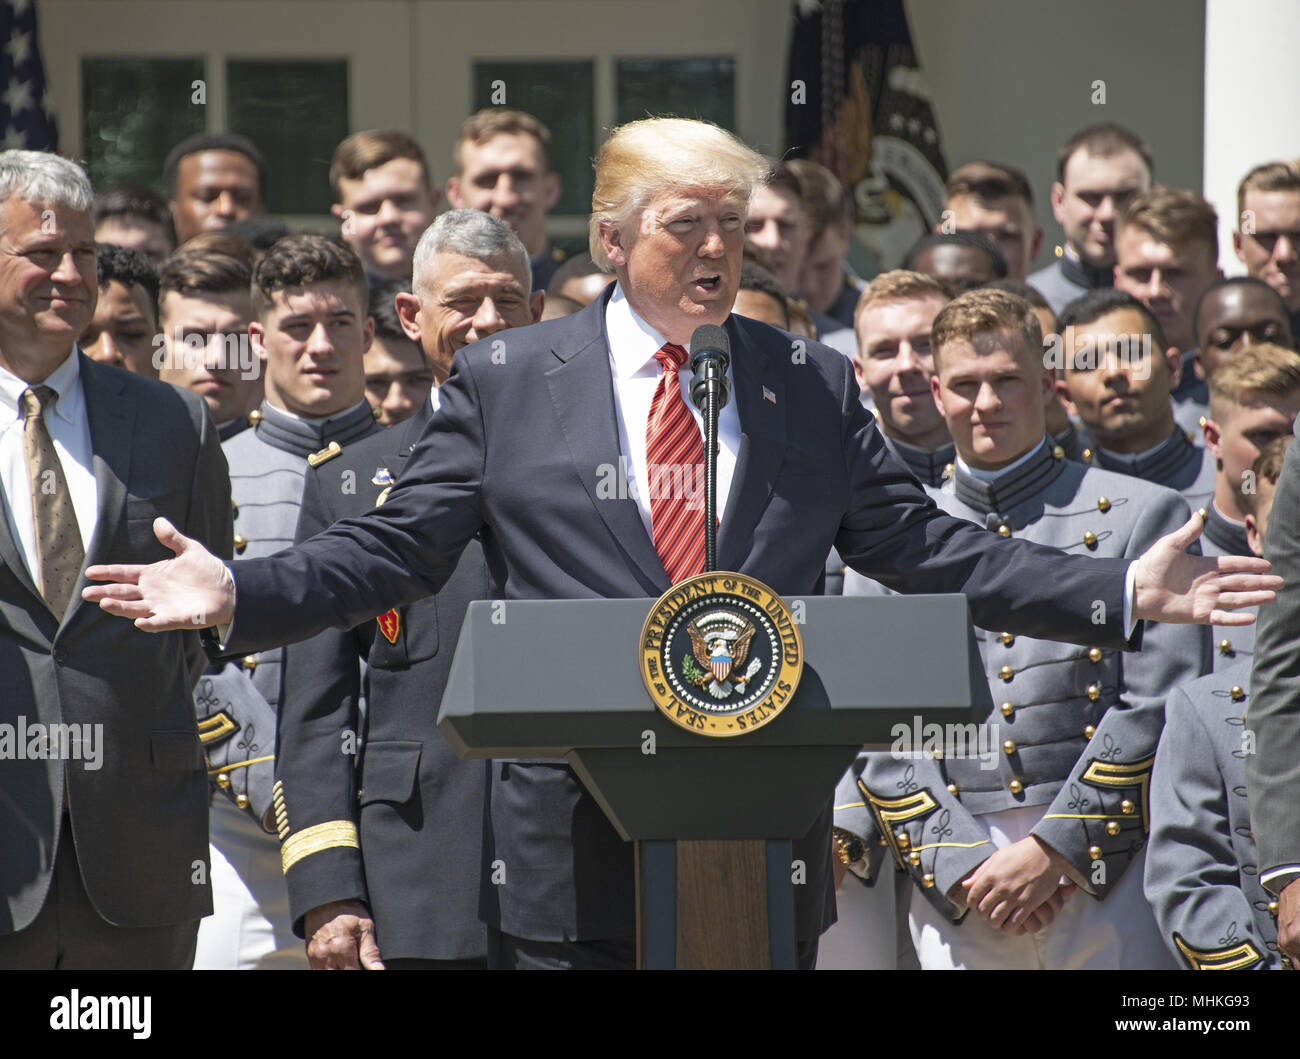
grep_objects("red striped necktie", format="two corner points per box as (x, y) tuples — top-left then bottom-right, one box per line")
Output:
(645, 342), (706, 584)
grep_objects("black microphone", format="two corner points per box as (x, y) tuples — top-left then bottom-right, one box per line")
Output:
(689, 324), (731, 413)
(689, 324), (730, 572)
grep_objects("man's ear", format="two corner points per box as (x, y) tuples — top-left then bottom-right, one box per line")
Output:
(530, 290), (545, 323)
(1232, 229), (1247, 264)
(852, 355), (867, 392)
(599, 220), (629, 269)
(1053, 377), (1078, 418)
(248, 320), (268, 363)
(930, 371), (945, 416)
(1164, 344), (1183, 389)
(445, 176), (464, 210)
(1030, 226), (1044, 263)
(1049, 182), (1067, 226)
(1203, 415), (1223, 461)
(360, 313), (374, 356)
(394, 292), (422, 343)
(1246, 512), (1265, 557)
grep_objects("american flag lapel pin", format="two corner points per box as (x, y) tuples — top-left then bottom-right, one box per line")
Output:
(762, 386), (776, 404)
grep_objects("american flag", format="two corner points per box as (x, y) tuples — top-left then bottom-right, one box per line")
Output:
(1, 0), (58, 151)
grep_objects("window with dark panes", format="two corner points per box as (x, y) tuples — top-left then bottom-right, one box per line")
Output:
(227, 59), (349, 216)
(81, 58), (205, 192)
(471, 60), (594, 218)
(616, 57), (735, 132)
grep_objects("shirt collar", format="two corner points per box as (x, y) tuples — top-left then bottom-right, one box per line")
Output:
(0, 347), (83, 424)
(606, 283), (678, 378)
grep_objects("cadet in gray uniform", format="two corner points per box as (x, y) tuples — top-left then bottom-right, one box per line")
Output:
(194, 234), (381, 969)
(1112, 188), (1224, 441)
(1195, 346), (1300, 669)
(1027, 122), (1152, 314)
(1148, 439), (1289, 968)
(841, 289), (1206, 969)
(1060, 290), (1215, 511)
(1146, 665), (1281, 969)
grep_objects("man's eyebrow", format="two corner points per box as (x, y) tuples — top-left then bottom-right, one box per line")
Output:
(442, 283), (524, 299)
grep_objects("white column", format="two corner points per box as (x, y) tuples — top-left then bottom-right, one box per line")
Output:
(1204, 0), (1300, 273)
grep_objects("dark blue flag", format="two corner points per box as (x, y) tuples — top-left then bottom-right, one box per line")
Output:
(1, 0), (58, 152)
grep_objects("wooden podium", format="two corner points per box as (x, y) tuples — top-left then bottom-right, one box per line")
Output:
(437, 593), (992, 968)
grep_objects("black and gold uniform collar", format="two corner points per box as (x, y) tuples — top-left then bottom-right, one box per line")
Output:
(952, 437), (1068, 518)
(886, 435), (957, 487)
(1091, 427), (1201, 485)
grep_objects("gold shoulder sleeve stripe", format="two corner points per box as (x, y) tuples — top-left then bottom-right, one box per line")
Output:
(1172, 933), (1265, 971)
(280, 820), (360, 874)
(197, 711), (238, 745)
(856, 780), (938, 870)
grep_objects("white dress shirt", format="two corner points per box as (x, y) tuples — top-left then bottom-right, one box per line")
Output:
(604, 284), (741, 536)
(0, 349), (98, 584)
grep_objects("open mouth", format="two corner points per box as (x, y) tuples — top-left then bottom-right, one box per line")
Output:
(693, 274), (722, 294)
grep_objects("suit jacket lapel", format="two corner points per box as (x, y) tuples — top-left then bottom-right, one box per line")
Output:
(545, 300), (670, 595)
(68, 356), (135, 627)
(0, 478), (42, 606)
(717, 319), (786, 572)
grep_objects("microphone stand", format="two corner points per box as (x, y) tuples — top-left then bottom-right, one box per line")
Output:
(704, 378), (719, 573)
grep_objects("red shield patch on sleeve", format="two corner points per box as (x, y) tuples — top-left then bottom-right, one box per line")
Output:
(377, 609), (400, 644)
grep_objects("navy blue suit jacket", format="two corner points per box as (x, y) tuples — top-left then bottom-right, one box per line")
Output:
(220, 287), (1134, 942)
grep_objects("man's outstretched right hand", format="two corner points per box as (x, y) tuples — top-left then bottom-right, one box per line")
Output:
(83, 517), (236, 632)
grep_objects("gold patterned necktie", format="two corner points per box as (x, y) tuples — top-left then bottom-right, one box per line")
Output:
(20, 386), (84, 617)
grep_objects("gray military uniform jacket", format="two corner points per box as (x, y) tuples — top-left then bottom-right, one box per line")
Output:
(1084, 427), (1216, 512)
(1171, 349), (1209, 441)
(1199, 503), (1256, 671)
(1145, 659), (1281, 969)
(840, 439), (1211, 918)
(196, 400), (380, 827)
(1028, 246), (1112, 314)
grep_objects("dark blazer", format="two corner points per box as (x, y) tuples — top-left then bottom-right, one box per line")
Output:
(219, 289), (1136, 944)
(1248, 428), (1300, 890)
(274, 402), (493, 960)
(1, 354), (231, 934)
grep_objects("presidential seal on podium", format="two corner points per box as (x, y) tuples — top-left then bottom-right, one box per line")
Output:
(638, 572), (803, 737)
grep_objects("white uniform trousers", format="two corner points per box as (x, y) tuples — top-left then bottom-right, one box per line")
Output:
(194, 798), (308, 970)
(909, 804), (1177, 970)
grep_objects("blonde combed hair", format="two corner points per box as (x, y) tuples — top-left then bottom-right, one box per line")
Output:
(588, 118), (770, 270)
(1208, 342), (1300, 407)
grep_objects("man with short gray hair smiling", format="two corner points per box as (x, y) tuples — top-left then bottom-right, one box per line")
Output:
(0, 149), (230, 969)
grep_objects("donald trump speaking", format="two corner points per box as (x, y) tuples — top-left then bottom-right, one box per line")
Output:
(86, 118), (1277, 970)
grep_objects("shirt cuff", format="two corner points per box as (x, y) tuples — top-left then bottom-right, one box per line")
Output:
(1261, 865), (1300, 894)
(1122, 561), (1138, 640)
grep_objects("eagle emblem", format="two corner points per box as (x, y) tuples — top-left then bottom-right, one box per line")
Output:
(687, 612), (761, 700)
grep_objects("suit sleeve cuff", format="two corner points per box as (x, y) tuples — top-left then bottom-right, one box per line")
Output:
(1123, 561), (1138, 640)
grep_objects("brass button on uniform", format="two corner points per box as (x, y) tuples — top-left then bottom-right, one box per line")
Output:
(1081, 447), (1093, 463)
(997, 523), (1011, 538)
(1002, 739), (1016, 755)
(1270, 901), (1280, 917)
(1198, 507), (1209, 522)
(1088, 845), (1102, 861)
(946, 783), (958, 795)
(1082, 530), (1097, 547)
(1230, 685), (1246, 702)
(1219, 638), (1233, 655)
(921, 873), (935, 888)
(1097, 496), (1110, 513)
(1051, 445), (1065, 460)
(216, 772), (231, 790)
(1088, 648), (1102, 663)
(1105, 820), (1121, 836)
(1120, 799), (1135, 815)
(942, 463), (955, 481)
(998, 631), (1014, 645)
(1087, 683), (1100, 701)
(1084, 724), (1096, 739)
(235, 793), (250, 810)
(908, 851), (921, 867)
(1000, 665), (1014, 682)
(895, 831), (910, 851)
(1009, 779), (1024, 795)
(247, 408), (263, 426)
(241, 655), (258, 671)
(233, 534), (247, 553)
(1000, 701), (1014, 718)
